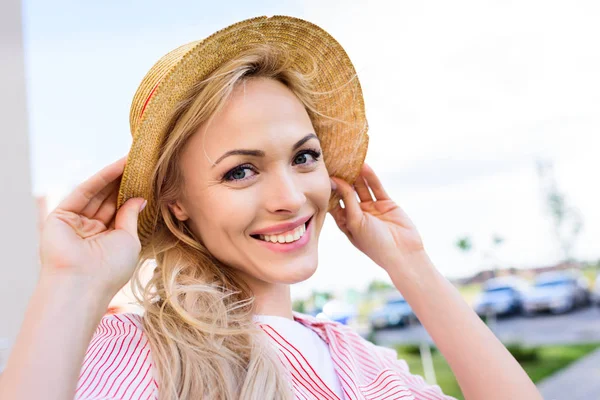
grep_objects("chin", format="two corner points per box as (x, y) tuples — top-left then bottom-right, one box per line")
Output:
(281, 267), (318, 284)
(265, 257), (319, 285)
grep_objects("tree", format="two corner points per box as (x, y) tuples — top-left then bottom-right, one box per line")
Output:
(455, 236), (473, 253)
(535, 159), (584, 263)
(486, 234), (505, 273)
(455, 234), (505, 275)
(366, 279), (394, 294)
(492, 235), (504, 247)
(311, 290), (333, 310)
(292, 299), (306, 313)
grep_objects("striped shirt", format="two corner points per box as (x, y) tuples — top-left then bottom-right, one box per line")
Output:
(75, 312), (455, 399)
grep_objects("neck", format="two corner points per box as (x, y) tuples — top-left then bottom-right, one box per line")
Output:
(251, 281), (293, 319)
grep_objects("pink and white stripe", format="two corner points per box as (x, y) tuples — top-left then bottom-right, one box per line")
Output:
(74, 313), (455, 399)
(75, 314), (157, 400)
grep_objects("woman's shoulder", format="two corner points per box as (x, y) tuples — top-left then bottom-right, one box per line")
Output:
(294, 313), (454, 398)
(98, 311), (145, 329)
(74, 312), (158, 400)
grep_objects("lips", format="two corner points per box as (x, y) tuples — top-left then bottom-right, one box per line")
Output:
(249, 215), (313, 236)
(250, 216), (313, 244)
(251, 216), (314, 253)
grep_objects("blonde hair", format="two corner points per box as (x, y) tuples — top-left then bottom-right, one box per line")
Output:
(130, 43), (330, 399)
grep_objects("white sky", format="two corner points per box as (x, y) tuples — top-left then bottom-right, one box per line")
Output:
(23, 0), (600, 299)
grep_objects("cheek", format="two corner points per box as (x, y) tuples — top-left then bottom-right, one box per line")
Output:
(190, 190), (255, 247)
(308, 167), (332, 209)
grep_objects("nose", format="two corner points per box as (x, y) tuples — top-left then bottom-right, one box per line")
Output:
(263, 167), (306, 214)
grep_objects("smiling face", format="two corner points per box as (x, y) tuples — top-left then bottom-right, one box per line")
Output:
(169, 77), (331, 291)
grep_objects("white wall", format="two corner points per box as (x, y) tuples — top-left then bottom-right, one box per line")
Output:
(0, 0), (40, 370)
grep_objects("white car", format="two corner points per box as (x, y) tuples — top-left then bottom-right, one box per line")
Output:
(316, 300), (357, 325)
(522, 271), (589, 316)
(473, 277), (530, 317)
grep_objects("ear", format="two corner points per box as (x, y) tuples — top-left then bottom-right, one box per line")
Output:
(168, 200), (190, 222)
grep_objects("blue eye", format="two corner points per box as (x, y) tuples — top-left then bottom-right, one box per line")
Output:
(293, 149), (321, 165)
(222, 149), (321, 183)
(223, 166), (256, 182)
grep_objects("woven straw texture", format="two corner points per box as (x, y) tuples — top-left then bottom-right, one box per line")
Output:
(118, 15), (369, 246)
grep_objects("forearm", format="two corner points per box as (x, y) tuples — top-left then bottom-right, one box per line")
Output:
(0, 275), (111, 400)
(386, 252), (542, 400)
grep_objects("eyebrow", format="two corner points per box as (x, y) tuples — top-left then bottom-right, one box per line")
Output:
(212, 133), (319, 167)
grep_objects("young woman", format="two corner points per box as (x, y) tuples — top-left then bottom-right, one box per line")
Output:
(0, 16), (541, 400)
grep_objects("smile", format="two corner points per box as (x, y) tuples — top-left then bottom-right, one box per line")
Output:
(258, 222), (307, 243)
(250, 217), (313, 252)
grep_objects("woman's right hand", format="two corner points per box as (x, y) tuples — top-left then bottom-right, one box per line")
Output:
(39, 155), (147, 299)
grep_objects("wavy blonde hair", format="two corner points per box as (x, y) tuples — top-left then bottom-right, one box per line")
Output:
(129, 43), (332, 399)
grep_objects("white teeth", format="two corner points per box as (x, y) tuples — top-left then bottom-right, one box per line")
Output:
(257, 222), (308, 244)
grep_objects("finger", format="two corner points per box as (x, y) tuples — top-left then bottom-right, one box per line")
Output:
(52, 210), (108, 239)
(330, 177), (363, 223)
(353, 175), (373, 202)
(108, 215), (116, 230)
(92, 184), (120, 227)
(57, 156), (127, 214)
(80, 176), (121, 220)
(361, 163), (390, 201)
(114, 197), (146, 241)
(328, 203), (351, 237)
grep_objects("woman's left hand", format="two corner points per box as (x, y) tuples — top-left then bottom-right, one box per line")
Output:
(329, 164), (425, 271)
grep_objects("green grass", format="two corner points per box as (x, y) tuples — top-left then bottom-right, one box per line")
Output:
(394, 343), (600, 400)
(519, 343), (600, 382)
(582, 266), (599, 287)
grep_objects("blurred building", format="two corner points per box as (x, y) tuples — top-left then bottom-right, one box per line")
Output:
(0, 0), (39, 370)
(457, 261), (582, 285)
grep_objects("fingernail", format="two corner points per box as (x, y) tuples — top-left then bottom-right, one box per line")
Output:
(330, 178), (337, 191)
(139, 199), (148, 212)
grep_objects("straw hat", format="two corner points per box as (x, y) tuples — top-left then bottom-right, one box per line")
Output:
(117, 15), (369, 246)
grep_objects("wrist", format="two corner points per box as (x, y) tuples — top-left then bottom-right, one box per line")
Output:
(384, 250), (440, 291)
(37, 273), (113, 316)
(382, 249), (433, 274)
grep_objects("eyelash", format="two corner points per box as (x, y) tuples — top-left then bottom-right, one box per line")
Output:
(222, 148), (322, 183)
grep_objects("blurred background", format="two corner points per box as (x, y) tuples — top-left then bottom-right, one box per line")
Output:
(2, 0), (599, 398)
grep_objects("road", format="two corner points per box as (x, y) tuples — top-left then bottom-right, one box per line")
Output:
(371, 306), (600, 347)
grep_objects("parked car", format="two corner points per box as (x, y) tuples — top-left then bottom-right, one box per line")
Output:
(522, 271), (590, 316)
(473, 277), (530, 317)
(369, 295), (415, 330)
(315, 300), (357, 325)
(591, 276), (600, 307)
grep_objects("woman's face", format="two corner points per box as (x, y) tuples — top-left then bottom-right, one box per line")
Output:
(170, 77), (331, 287)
